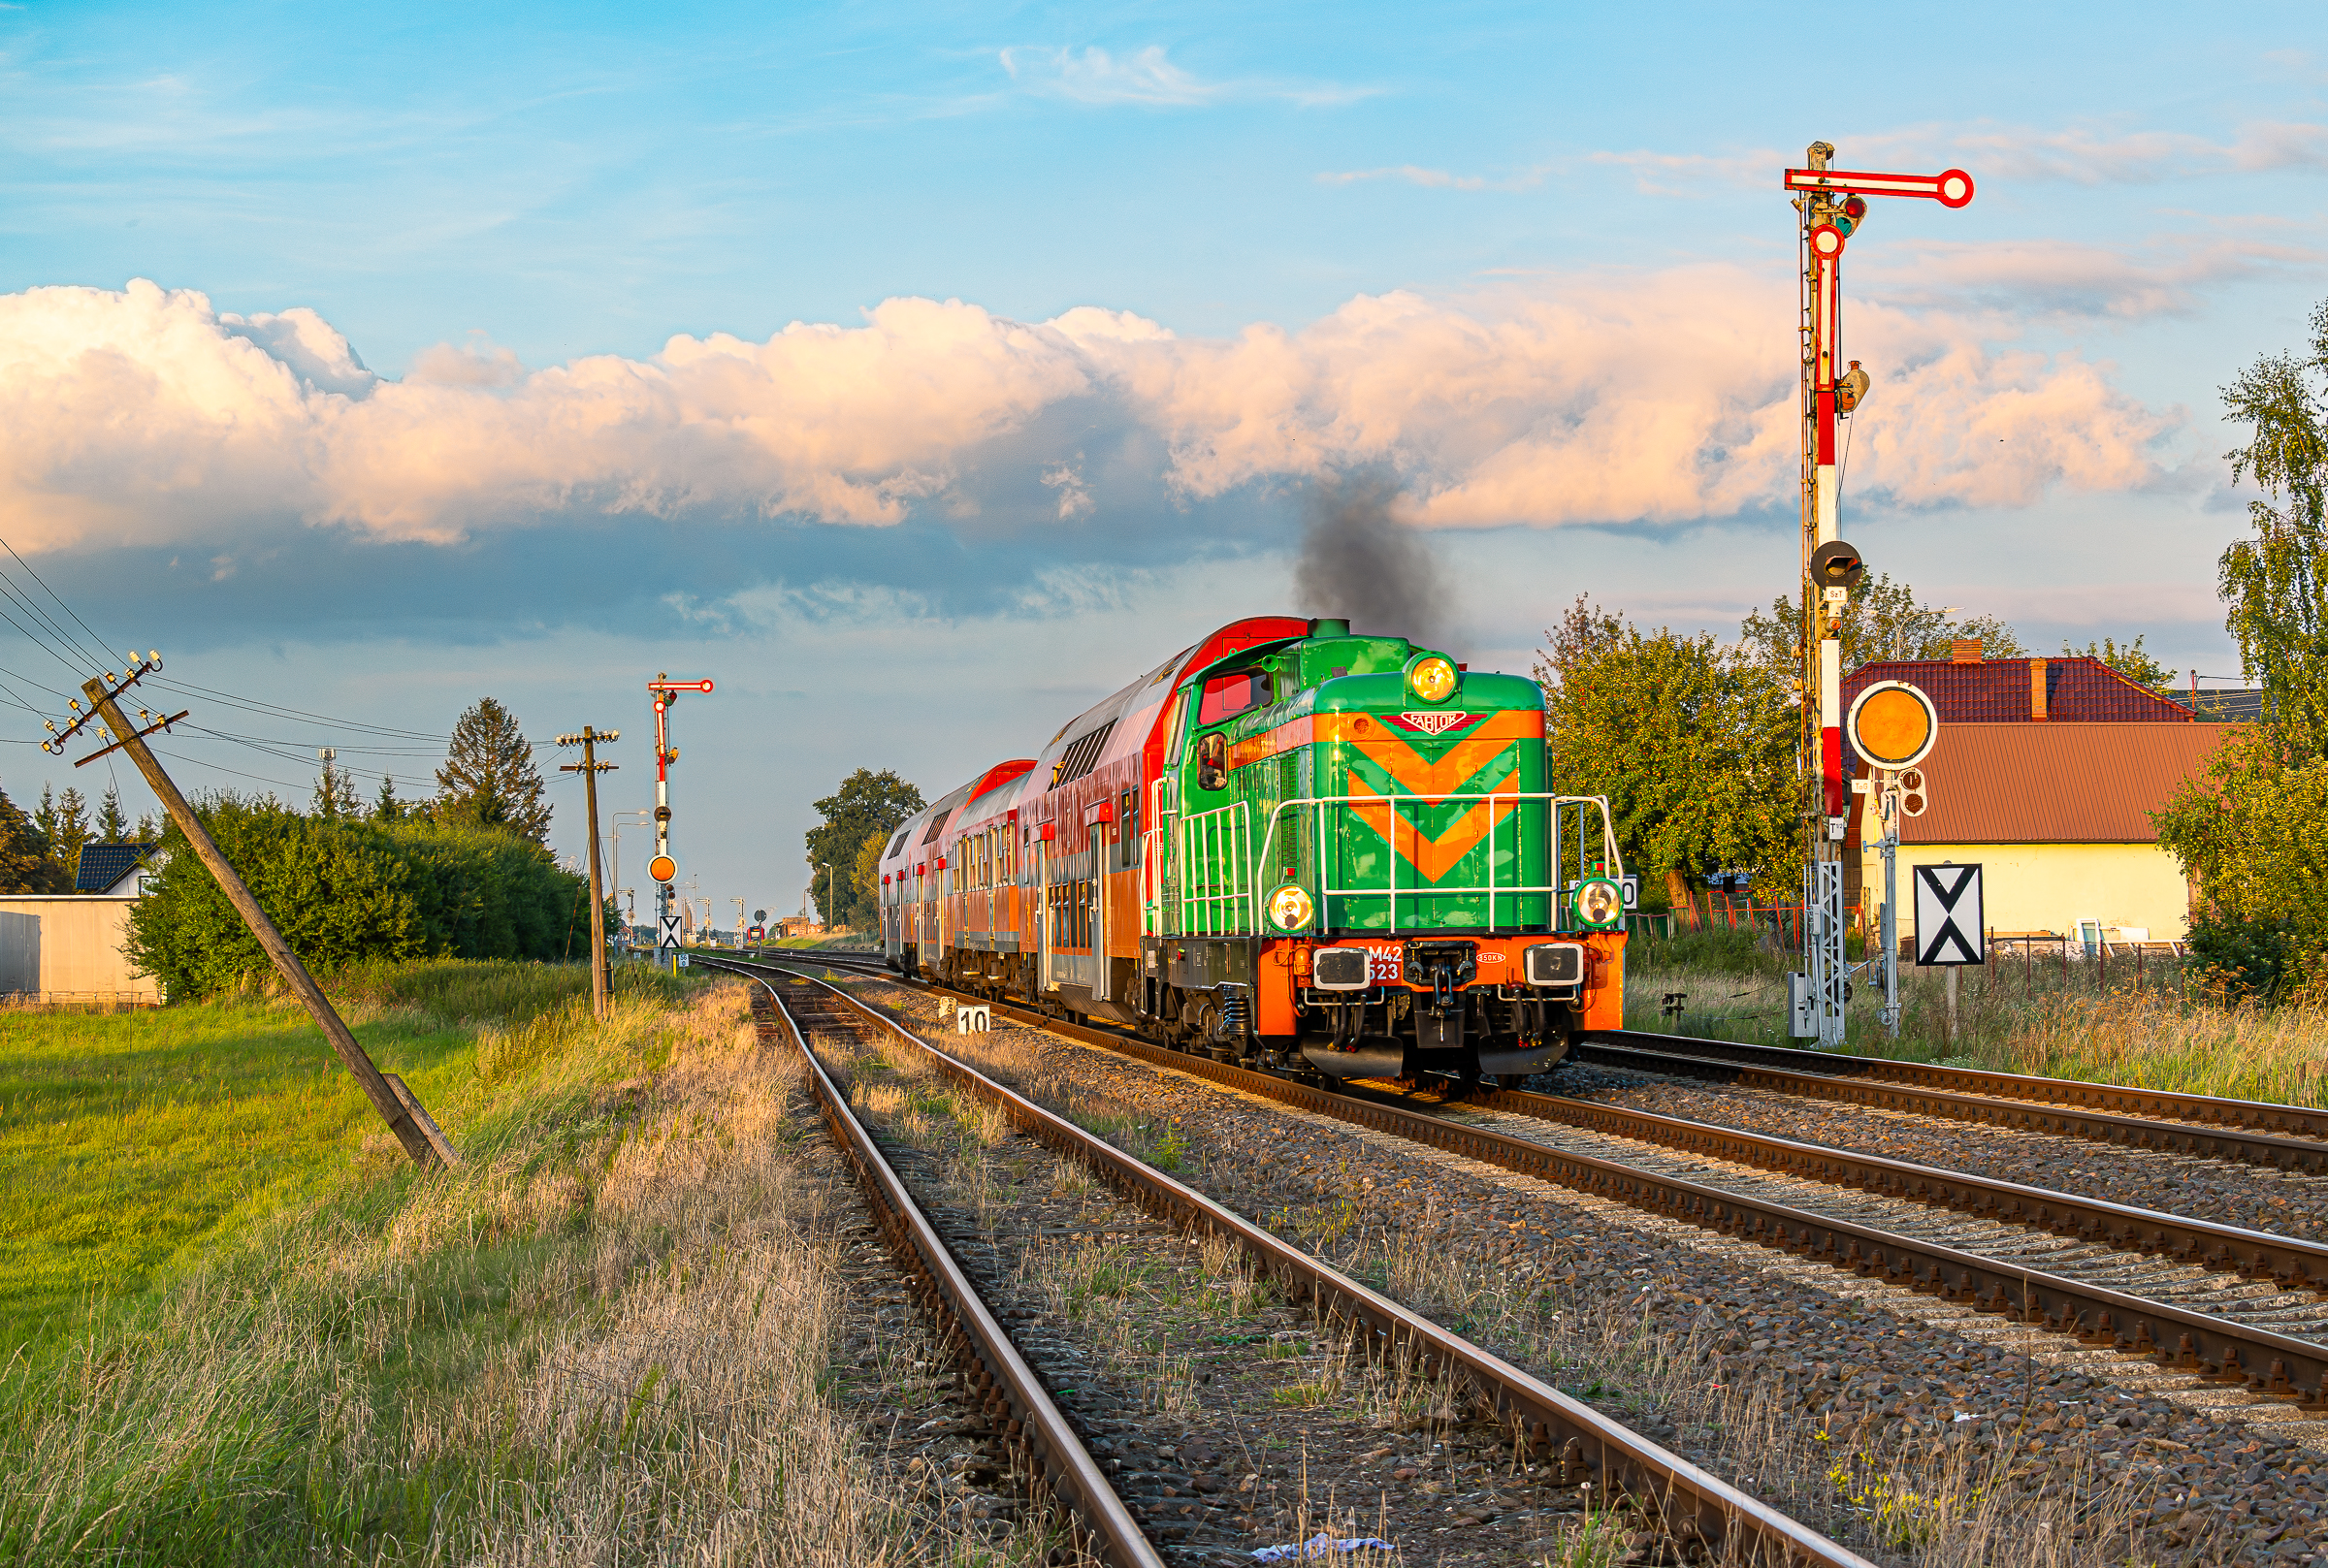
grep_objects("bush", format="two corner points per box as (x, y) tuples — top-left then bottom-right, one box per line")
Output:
(2154, 737), (2328, 998)
(126, 796), (589, 1000)
(2186, 912), (2306, 1004)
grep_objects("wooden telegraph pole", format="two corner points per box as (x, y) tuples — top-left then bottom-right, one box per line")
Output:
(556, 726), (619, 1019)
(49, 659), (455, 1166)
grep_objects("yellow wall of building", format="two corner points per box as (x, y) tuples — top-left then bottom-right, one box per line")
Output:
(0, 896), (159, 1000)
(1856, 842), (2193, 941)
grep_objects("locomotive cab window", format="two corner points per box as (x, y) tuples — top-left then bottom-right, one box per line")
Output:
(1196, 732), (1228, 791)
(1197, 668), (1270, 726)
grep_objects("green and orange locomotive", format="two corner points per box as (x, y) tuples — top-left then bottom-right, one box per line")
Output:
(877, 615), (1627, 1084)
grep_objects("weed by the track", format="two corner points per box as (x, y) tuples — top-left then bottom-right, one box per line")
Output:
(1626, 953), (2328, 1105)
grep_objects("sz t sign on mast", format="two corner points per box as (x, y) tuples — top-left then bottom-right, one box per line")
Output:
(1786, 144), (1973, 1048)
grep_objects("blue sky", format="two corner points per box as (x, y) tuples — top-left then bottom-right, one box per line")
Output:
(0, 1), (2321, 922)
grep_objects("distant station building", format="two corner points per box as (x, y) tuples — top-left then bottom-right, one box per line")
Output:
(1843, 643), (2242, 947)
(0, 842), (166, 1006)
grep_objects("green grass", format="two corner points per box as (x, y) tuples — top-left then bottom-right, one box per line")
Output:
(0, 961), (762, 1566)
(0, 960), (678, 1356)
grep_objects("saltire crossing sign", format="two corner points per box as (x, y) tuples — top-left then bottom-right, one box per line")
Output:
(1913, 864), (1985, 966)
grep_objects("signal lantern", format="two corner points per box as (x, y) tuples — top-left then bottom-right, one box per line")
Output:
(1898, 766), (1929, 818)
(1811, 539), (1866, 591)
(1834, 194), (1870, 237)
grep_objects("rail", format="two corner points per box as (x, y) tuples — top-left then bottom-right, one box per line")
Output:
(1583, 1031), (2328, 1166)
(1466, 1081), (2328, 1296)
(773, 957), (2328, 1429)
(737, 955), (1879, 1566)
(709, 958), (1164, 1568)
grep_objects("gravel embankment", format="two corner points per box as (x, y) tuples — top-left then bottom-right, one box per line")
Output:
(1561, 1062), (2328, 1243)
(830, 976), (2328, 1568)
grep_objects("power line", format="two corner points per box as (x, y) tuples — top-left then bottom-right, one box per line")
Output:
(142, 677), (450, 741)
(0, 535), (115, 669)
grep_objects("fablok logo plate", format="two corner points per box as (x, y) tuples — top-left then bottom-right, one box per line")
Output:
(1383, 711), (1480, 736)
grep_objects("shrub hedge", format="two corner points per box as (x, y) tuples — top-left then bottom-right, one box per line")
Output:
(126, 797), (589, 1000)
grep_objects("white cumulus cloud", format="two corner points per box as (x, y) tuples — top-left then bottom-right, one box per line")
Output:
(0, 272), (2179, 555)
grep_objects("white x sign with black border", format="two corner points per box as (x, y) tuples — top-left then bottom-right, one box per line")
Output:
(658, 914), (682, 950)
(1914, 864), (1985, 966)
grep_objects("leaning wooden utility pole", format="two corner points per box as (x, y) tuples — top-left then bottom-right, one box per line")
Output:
(556, 726), (619, 1019)
(49, 659), (454, 1166)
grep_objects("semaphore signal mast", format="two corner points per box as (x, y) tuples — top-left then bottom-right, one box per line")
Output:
(1785, 143), (1973, 1048)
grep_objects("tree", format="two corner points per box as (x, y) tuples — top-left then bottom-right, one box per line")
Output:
(2153, 735), (2328, 998)
(806, 769), (924, 932)
(435, 698), (551, 843)
(850, 826), (888, 925)
(2219, 297), (2328, 764)
(1537, 598), (1800, 909)
(374, 775), (408, 821)
(0, 783), (71, 893)
(36, 784), (89, 879)
(124, 792), (588, 999)
(312, 755), (361, 818)
(2063, 634), (2176, 692)
(1741, 573), (2024, 682)
(96, 784), (132, 844)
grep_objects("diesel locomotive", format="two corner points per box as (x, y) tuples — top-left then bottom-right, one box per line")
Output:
(876, 616), (1628, 1085)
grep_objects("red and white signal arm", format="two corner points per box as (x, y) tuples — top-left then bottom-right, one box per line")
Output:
(1846, 681), (1939, 772)
(648, 677), (715, 694)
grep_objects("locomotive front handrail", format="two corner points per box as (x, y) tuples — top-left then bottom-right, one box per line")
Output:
(1251, 791), (1623, 937)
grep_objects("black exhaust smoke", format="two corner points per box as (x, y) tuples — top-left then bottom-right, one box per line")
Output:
(1292, 473), (1453, 646)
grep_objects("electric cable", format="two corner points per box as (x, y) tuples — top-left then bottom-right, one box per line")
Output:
(141, 677), (449, 741)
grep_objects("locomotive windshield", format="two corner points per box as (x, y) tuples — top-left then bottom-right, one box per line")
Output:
(1197, 668), (1269, 725)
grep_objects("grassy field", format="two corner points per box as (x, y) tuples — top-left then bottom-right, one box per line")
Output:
(0, 960), (591, 1351)
(1622, 925), (2328, 1104)
(0, 958), (1067, 1566)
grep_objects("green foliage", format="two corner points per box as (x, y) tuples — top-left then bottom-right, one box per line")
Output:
(1537, 597), (1799, 890)
(2062, 633), (2177, 692)
(310, 755), (360, 818)
(125, 795), (589, 1000)
(806, 768), (924, 931)
(434, 696), (551, 842)
(95, 784), (132, 844)
(0, 783), (70, 894)
(850, 824), (887, 924)
(2186, 912), (2305, 1004)
(35, 784), (89, 878)
(1741, 572), (2024, 676)
(2152, 733), (2328, 994)
(2219, 296), (2328, 764)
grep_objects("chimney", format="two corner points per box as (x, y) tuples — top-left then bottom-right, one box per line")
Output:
(1950, 638), (1983, 664)
(2030, 657), (2050, 721)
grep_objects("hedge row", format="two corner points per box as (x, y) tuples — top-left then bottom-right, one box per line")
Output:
(126, 797), (590, 1000)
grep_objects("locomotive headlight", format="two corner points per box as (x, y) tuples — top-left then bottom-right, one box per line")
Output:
(1405, 654), (1458, 704)
(1574, 877), (1624, 930)
(1267, 882), (1314, 931)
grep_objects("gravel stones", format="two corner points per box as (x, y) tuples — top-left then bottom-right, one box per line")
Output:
(833, 975), (2328, 1566)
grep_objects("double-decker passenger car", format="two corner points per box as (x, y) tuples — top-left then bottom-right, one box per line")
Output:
(878, 616), (1626, 1085)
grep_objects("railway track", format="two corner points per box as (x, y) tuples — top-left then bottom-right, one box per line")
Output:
(750, 949), (2328, 1426)
(1580, 1030), (2328, 1170)
(714, 955), (1875, 1567)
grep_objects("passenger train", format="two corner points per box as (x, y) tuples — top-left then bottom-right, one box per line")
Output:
(876, 616), (1628, 1085)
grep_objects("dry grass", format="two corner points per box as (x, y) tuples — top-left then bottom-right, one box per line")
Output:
(1629, 954), (2328, 1107)
(0, 979), (1073, 1567)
